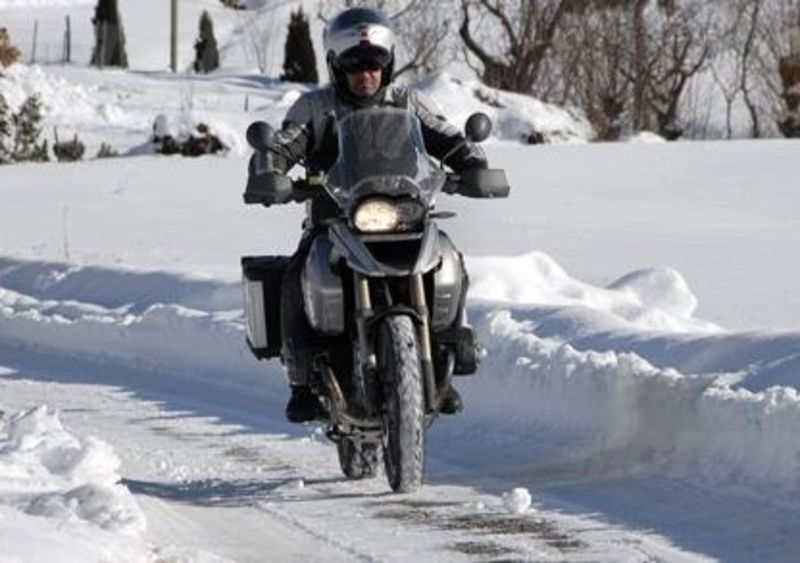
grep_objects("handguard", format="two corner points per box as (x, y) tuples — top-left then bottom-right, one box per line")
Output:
(243, 170), (293, 205)
(453, 168), (511, 199)
(243, 152), (294, 205)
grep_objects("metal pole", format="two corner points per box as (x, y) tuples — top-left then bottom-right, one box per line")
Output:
(170, 0), (178, 72)
(31, 20), (38, 64)
(65, 16), (71, 63)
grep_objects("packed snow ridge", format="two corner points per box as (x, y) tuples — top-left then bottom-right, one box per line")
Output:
(1, 254), (799, 511)
(0, 404), (145, 534)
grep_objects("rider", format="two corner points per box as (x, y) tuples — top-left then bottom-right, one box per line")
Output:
(262, 7), (488, 422)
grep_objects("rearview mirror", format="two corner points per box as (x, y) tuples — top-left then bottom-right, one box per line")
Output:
(464, 113), (492, 143)
(246, 121), (274, 152)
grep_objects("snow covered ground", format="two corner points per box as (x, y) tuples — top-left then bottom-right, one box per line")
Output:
(2, 1), (800, 561)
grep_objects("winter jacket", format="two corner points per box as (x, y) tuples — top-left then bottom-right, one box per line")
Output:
(268, 84), (488, 225)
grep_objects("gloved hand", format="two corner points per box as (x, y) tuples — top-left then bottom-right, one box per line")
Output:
(244, 152), (293, 205)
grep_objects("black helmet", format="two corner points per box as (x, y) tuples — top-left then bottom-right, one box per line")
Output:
(323, 7), (395, 94)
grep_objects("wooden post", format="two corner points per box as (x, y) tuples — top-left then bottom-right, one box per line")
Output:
(171, 0), (178, 72)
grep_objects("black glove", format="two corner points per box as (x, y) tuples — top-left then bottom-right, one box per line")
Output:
(244, 152), (293, 205)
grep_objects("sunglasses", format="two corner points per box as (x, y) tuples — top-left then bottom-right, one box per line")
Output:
(339, 53), (390, 73)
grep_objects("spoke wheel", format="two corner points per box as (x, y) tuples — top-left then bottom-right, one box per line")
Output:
(379, 315), (425, 493)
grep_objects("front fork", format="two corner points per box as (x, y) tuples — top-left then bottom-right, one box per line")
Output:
(353, 272), (439, 413)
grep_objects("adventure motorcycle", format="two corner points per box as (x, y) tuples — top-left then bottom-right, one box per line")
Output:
(241, 107), (509, 493)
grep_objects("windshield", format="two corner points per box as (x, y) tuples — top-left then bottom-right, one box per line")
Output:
(327, 108), (445, 211)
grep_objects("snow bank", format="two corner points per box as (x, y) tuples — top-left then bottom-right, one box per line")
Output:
(3, 253), (800, 506)
(445, 309), (800, 503)
(468, 253), (715, 333)
(0, 258), (279, 396)
(0, 405), (146, 534)
(0, 65), (141, 130)
(416, 72), (593, 143)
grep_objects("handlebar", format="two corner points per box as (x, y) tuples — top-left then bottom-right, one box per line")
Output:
(245, 168), (509, 207)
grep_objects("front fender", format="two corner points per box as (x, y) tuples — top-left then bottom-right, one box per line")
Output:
(329, 222), (441, 277)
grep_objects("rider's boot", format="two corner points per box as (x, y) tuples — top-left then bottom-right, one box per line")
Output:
(286, 385), (321, 422)
(439, 385), (463, 414)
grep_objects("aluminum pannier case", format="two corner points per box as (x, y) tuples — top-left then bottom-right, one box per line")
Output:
(241, 255), (290, 360)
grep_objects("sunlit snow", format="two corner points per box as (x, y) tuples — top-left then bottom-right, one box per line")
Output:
(2, 0), (800, 562)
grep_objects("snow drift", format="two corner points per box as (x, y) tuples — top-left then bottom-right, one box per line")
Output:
(2, 252), (799, 508)
(0, 404), (145, 532)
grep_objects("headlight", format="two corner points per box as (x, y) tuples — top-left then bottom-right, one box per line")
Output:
(353, 198), (399, 233)
(353, 197), (425, 233)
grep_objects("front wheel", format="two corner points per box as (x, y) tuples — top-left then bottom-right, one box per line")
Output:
(380, 315), (425, 493)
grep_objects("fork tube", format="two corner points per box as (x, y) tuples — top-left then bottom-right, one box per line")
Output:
(411, 273), (436, 411)
(354, 273), (376, 370)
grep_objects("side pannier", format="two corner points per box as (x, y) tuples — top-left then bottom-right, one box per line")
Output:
(241, 255), (290, 360)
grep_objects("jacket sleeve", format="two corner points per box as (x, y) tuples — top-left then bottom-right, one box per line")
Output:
(267, 94), (315, 173)
(410, 90), (488, 172)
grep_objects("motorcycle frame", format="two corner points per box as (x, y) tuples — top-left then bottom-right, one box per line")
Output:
(304, 217), (461, 435)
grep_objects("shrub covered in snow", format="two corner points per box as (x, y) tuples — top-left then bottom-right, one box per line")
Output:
(0, 93), (49, 164)
(151, 114), (227, 157)
(96, 142), (118, 159)
(53, 131), (86, 163)
(0, 95), (10, 163)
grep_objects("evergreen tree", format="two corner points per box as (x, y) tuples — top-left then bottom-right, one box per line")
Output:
(91, 0), (129, 68)
(12, 95), (49, 163)
(193, 11), (220, 74)
(0, 94), (11, 164)
(281, 8), (318, 84)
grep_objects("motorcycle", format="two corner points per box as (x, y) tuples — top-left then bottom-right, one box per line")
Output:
(241, 107), (509, 493)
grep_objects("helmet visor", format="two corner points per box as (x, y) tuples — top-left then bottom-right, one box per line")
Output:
(338, 48), (392, 73)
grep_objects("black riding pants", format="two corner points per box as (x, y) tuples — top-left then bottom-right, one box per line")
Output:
(280, 231), (316, 386)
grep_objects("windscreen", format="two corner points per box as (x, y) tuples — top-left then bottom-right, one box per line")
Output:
(327, 108), (444, 209)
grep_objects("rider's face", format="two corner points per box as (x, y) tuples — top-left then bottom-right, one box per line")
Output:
(345, 68), (383, 99)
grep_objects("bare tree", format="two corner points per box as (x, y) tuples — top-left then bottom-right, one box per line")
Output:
(739, 0), (765, 137)
(609, 0), (714, 139)
(537, 0), (712, 139)
(458, 0), (577, 94)
(547, 2), (632, 139)
(632, 0), (650, 130)
(240, 10), (278, 74)
(754, 0), (800, 136)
